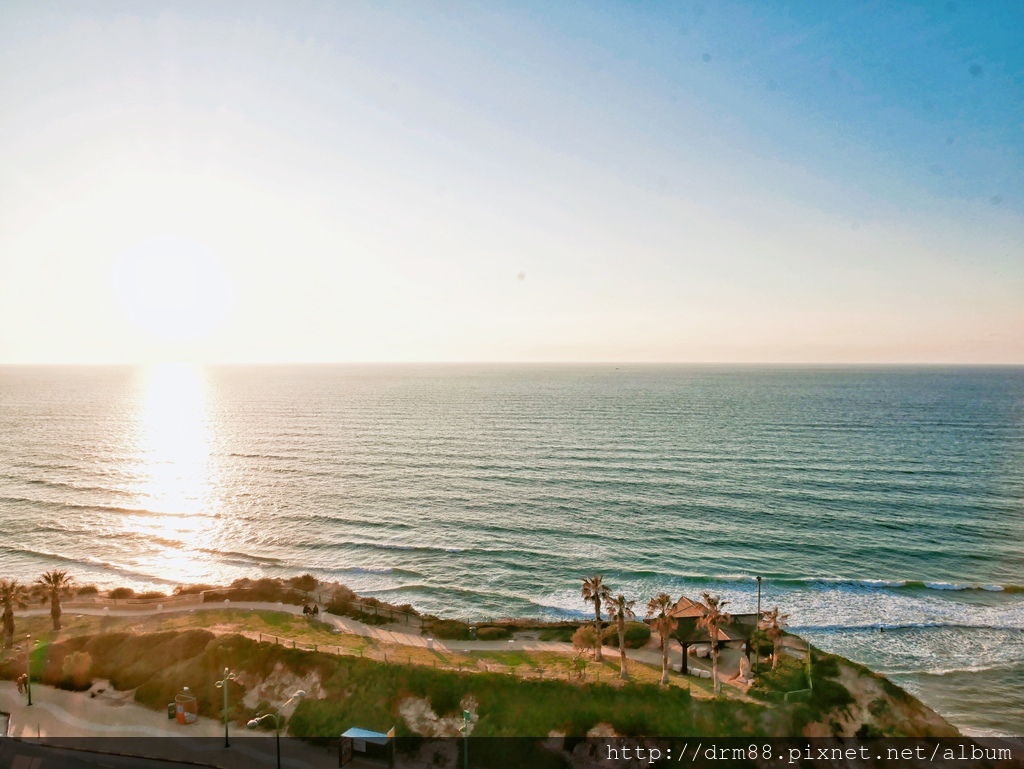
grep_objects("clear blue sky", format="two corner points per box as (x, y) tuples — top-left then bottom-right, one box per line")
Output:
(1, 1), (1021, 363)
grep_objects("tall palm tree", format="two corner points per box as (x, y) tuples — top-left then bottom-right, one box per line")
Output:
(1, 580), (29, 648)
(645, 592), (678, 686)
(36, 570), (74, 631)
(696, 592), (731, 694)
(759, 606), (789, 671)
(580, 575), (612, 662)
(608, 593), (636, 680)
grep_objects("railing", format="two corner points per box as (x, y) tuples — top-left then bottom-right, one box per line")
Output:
(783, 688), (813, 702)
(327, 599), (423, 627)
(248, 629), (613, 683)
(62, 593), (203, 609)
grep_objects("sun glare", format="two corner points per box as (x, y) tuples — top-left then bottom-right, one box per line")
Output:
(112, 237), (232, 342)
(129, 363), (221, 563)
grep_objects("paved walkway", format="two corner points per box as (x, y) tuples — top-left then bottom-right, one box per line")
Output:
(0, 682), (337, 768)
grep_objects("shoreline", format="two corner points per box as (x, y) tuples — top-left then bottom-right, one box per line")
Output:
(6, 572), (1023, 737)
(2, 575), (969, 740)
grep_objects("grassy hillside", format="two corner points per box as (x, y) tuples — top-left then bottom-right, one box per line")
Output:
(0, 626), (955, 740)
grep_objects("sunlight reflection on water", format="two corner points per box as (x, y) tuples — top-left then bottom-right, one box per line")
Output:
(128, 363), (224, 580)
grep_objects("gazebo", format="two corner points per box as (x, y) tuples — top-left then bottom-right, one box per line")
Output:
(667, 596), (758, 675)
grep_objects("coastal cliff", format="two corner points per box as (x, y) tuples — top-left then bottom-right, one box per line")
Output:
(0, 624), (956, 740)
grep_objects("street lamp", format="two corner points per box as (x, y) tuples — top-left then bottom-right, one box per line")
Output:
(25, 635), (32, 707)
(215, 667), (237, 748)
(755, 576), (762, 672)
(461, 708), (471, 769)
(246, 690), (306, 769)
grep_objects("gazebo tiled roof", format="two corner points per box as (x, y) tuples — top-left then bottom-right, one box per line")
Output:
(669, 595), (707, 618)
(664, 595), (758, 644)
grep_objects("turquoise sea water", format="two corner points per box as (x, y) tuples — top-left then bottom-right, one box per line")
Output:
(1, 365), (1022, 734)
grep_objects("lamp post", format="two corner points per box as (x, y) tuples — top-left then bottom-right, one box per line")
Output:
(461, 709), (471, 769)
(247, 690), (305, 769)
(755, 576), (762, 672)
(215, 667), (237, 748)
(25, 635), (32, 707)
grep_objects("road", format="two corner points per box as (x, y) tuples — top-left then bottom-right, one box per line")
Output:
(0, 740), (216, 769)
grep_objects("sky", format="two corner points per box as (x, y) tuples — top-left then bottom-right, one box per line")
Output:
(1, 0), (1021, 364)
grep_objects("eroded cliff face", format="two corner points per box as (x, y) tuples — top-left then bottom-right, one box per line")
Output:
(802, 657), (958, 738)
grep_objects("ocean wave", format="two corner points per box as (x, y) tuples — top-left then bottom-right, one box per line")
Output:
(226, 452), (299, 460)
(0, 544), (94, 567)
(315, 565), (424, 579)
(888, 662), (1023, 677)
(0, 495), (218, 520)
(370, 582), (530, 605)
(794, 621), (1024, 634)
(253, 512), (414, 531)
(595, 573), (1023, 594)
(197, 548), (284, 565)
(0, 545), (177, 586)
(294, 539), (522, 558)
(758, 576), (1024, 594)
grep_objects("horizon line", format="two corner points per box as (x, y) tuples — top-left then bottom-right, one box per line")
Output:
(2, 360), (1023, 368)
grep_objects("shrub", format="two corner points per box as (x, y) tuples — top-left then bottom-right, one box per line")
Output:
(814, 654), (840, 679)
(333, 585), (357, 602)
(353, 611), (390, 626)
(61, 651), (92, 690)
(538, 625), (579, 642)
(868, 697), (890, 717)
(428, 676), (463, 716)
(108, 587), (135, 600)
(811, 678), (855, 710)
(749, 654), (808, 700)
(325, 587), (359, 613)
(476, 626), (511, 641)
(203, 585), (304, 605)
(76, 584), (99, 596)
(289, 574), (318, 593)
(137, 591), (167, 600)
(856, 723), (884, 739)
(602, 622), (651, 649)
(173, 584), (216, 596)
(426, 619), (472, 640)
(571, 626), (596, 651)
(750, 630), (774, 656)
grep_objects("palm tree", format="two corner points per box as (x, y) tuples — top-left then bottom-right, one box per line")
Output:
(36, 570), (74, 631)
(696, 592), (731, 694)
(580, 575), (612, 662)
(645, 592), (678, 686)
(759, 606), (789, 671)
(608, 594), (636, 680)
(1, 580), (29, 648)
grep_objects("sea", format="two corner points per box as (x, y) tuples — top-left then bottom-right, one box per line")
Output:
(1, 364), (1022, 735)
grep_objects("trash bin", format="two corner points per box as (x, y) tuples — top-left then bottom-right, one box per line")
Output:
(175, 686), (198, 725)
(167, 703), (175, 719)
(469, 627), (477, 640)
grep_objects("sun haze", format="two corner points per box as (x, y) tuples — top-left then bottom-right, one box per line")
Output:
(0, 2), (1021, 364)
